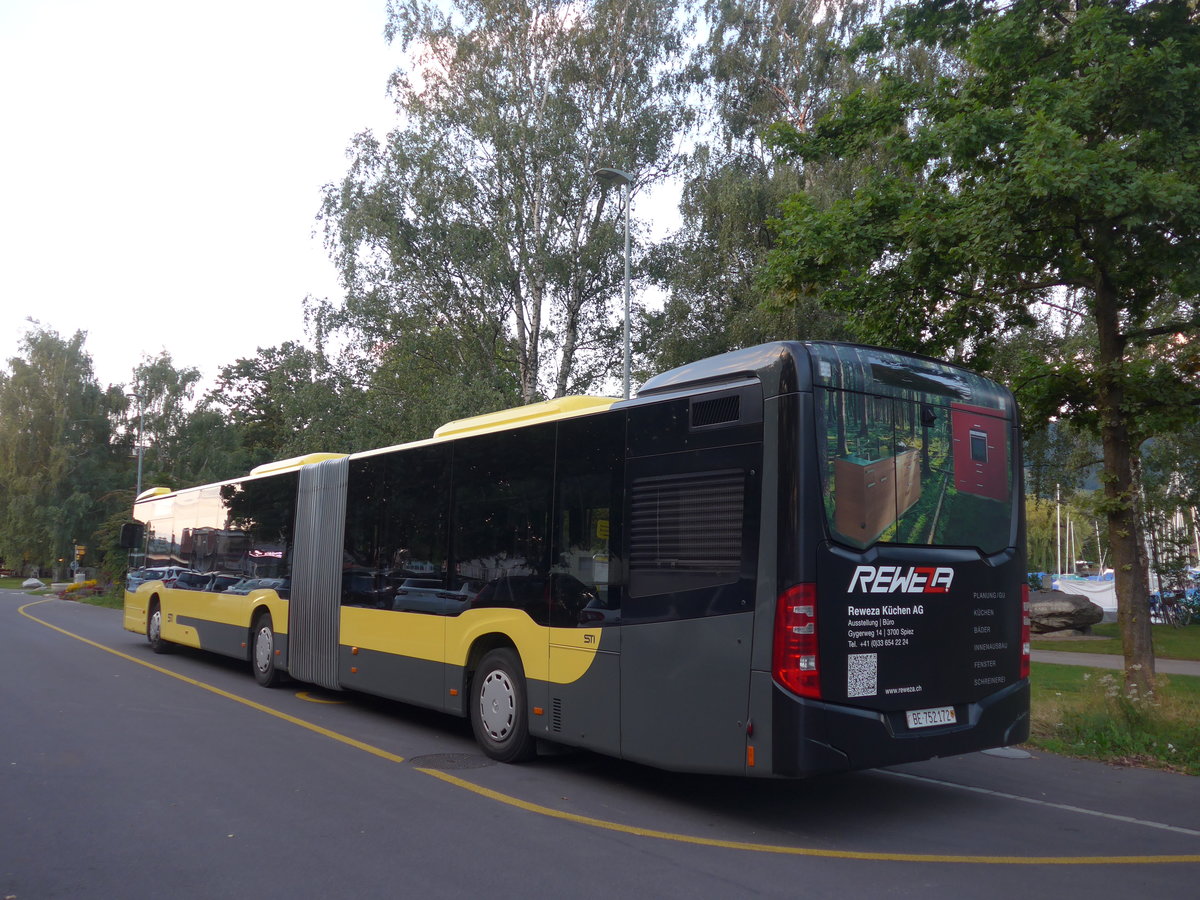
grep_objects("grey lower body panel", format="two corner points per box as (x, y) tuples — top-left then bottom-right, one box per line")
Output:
(619, 613), (754, 774)
(541, 649), (621, 756)
(176, 616), (249, 661)
(338, 646), (455, 713)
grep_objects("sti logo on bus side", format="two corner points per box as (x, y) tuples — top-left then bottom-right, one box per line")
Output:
(848, 566), (955, 594)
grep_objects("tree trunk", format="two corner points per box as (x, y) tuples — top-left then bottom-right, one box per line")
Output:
(1093, 280), (1155, 694)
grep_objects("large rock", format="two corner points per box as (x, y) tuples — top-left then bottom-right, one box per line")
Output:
(1029, 589), (1104, 634)
(22, 578), (44, 589)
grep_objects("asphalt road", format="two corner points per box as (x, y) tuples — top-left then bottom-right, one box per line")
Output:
(3, 590), (1198, 899)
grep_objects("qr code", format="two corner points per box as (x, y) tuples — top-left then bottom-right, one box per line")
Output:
(847, 653), (878, 698)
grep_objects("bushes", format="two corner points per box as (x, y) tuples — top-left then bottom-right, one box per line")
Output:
(1029, 663), (1200, 775)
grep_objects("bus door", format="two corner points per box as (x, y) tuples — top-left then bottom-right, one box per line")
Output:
(544, 414), (624, 756)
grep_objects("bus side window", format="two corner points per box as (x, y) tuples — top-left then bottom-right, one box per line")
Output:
(342, 447), (451, 611)
(553, 414), (624, 627)
(453, 425), (555, 625)
(230, 473), (298, 597)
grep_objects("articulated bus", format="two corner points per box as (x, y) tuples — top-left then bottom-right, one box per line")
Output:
(122, 342), (1029, 776)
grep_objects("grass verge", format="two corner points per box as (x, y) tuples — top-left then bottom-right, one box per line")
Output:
(79, 589), (125, 610)
(1031, 621), (1200, 661)
(0, 576), (124, 609)
(1027, 661), (1200, 775)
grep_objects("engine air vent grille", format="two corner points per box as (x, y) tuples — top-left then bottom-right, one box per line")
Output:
(691, 395), (741, 429)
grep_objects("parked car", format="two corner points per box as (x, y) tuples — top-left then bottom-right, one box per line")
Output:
(170, 571), (243, 592)
(224, 576), (290, 597)
(126, 566), (190, 590)
(471, 573), (596, 626)
(577, 593), (620, 625)
(392, 578), (480, 615)
(173, 571), (213, 591)
(342, 569), (394, 608)
(207, 574), (242, 593)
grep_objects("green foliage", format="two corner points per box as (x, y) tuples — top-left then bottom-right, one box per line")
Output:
(0, 327), (128, 577)
(766, 0), (1200, 369)
(130, 352), (254, 488)
(765, 0), (1200, 687)
(210, 341), (351, 461)
(648, 1), (881, 370)
(1028, 662), (1200, 774)
(322, 0), (690, 405)
(93, 498), (137, 588)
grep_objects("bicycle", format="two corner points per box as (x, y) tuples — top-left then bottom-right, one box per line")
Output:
(1151, 591), (1192, 628)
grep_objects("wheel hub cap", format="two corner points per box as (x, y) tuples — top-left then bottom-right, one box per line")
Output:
(255, 628), (273, 672)
(478, 671), (514, 740)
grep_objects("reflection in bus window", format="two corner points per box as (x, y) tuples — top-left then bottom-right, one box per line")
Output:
(813, 345), (1012, 554)
(453, 425), (554, 624)
(342, 446), (451, 611)
(553, 415), (623, 626)
(970, 430), (988, 463)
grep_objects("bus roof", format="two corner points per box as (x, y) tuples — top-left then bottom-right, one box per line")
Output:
(249, 452), (349, 476)
(432, 395), (616, 439)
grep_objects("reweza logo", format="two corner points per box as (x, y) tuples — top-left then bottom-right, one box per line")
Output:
(848, 565), (954, 594)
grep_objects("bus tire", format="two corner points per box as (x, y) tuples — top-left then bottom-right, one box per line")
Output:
(147, 600), (172, 654)
(471, 648), (536, 763)
(252, 612), (282, 687)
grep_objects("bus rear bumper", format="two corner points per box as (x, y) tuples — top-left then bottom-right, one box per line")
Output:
(767, 678), (1030, 777)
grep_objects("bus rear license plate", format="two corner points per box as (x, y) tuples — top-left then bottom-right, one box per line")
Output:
(906, 706), (956, 729)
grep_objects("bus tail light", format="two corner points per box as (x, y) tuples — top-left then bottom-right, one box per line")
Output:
(773, 583), (820, 699)
(1020, 583), (1031, 680)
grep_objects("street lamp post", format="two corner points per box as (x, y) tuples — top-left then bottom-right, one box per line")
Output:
(128, 392), (144, 499)
(593, 167), (634, 400)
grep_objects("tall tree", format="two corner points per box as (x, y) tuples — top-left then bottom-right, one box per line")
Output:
(126, 352), (252, 491)
(648, 0), (894, 371)
(129, 353), (207, 489)
(0, 327), (125, 576)
(765, 0), (1200, 691)
(209, 341), (355, 462)
(321, 0), (689, 405)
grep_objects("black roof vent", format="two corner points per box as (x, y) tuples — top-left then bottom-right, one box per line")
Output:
(691, 395), (741, 429)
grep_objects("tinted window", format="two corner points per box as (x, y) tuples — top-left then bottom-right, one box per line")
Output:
(220, 472), (298, 596)
(136, 494), (179, 570)
(342, 446), (451, 611)
(454, 425), (554, 625)
(811, 346), (1014, 554)
(183, 487), (226, 574)
(552, 413), (624, 626)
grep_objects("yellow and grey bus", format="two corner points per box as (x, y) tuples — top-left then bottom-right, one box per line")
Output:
(122, 342), (1029, 776)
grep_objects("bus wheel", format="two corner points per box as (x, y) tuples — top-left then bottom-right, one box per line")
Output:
(471, 648), (536, 763)
(252, 613), (281, 687)
(147, 601), (171, 654)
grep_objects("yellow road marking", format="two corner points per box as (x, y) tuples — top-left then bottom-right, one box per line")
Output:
(415, 768), (1200, 865)
(18, 600), (404, 766)
(295, 691), (346, 704)
(18, 599), (1200, 866)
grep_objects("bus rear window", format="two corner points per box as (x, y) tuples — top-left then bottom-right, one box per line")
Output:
(810, 347), (1014, 555)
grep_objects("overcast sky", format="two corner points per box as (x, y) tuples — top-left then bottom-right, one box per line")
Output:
(1, 0), (399, 391)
